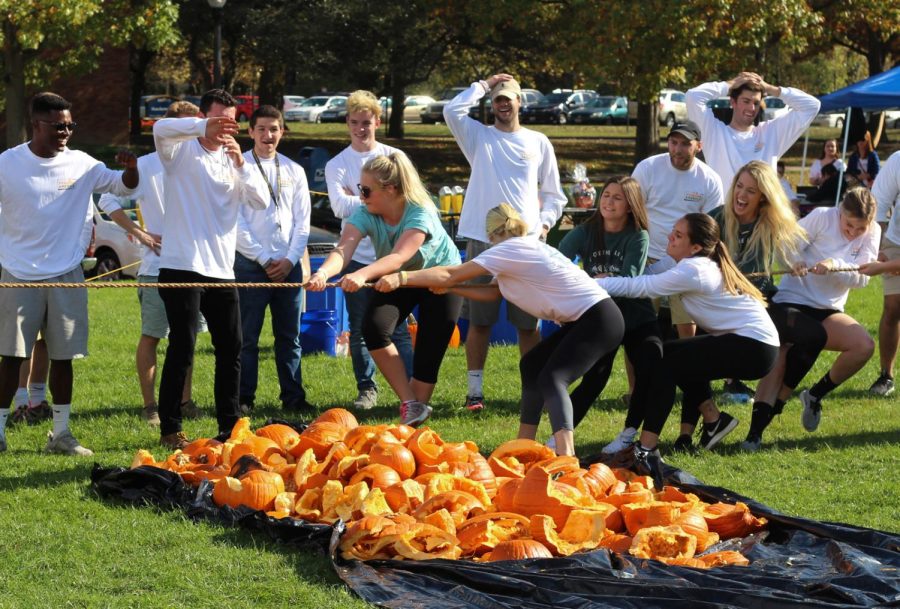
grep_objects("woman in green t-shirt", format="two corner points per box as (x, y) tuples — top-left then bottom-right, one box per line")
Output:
(558, 176), (663, 454)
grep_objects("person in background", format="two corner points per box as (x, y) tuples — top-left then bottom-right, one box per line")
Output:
(805, 162), (846, 205)
(847, 131), (879, 189)
(777, 160), (800, 208)
(324, 90), (413, 411)
(808, 139), (845, 186)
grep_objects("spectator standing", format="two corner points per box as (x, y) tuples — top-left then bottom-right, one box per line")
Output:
(0, 92), (138, 455)
(847, 131), (879, 188)
(234, 105), (312, 414)
(444, 74), (566, 412)
(324, 90), (413, 411)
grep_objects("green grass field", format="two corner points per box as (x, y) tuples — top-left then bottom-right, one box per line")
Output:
(0, 275), (896, 608)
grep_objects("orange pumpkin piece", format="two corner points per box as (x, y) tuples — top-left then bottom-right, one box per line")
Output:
(349, 463), (402, 491)
(422, 508), (457, 536)
(340, 514), (419, 560)
(384, 479), (425, 513)
(597, 532), (633, 553)
(486, 539), (553, 562)
(266, 491), (297, 519)
(702, 502), (767, 539)
(530, 510), (609, 556)
(413, 490), (485, 526)
(487, 455), (526, 479)
(255, 424), (301, 454)
(391, 523), (462, 561)
(228, 417), (254, 443)
(385, 424), (416, 443)
(313, 407), (359, 430)
(297, 421), (347, 459)
(212, 470), (285, 512)
(494, 478), (522, 512)
(456, 512), (531, 556)
(488, 439), (555, 472)
(229, 436), (285, 466)
(369, 441), (416, 480)
(655, 485), (701, 504)
(294, 488), (324, 521)
(405, 427), (445, 466)
(598, 486), (654, 509)
(583, 463), (619, 496)
(629, 525), (697, 561)
(675, 507), (720, 552)
(464, 452), (498, 497)
(131, 449), (156, 469)
(513, 465), (596, 529)
(330, 454), (370, 481)
(697, 550), (750, 567)
(532, 455), (581, 476)
(620, 501), (683, 536)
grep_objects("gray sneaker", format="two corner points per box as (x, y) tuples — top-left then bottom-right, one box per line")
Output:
(399, 401), (432, 427)
(800, 390), (822, 432)
(44, 430), (94, 456)
(141, 403), (161, 427)
(740, 432), (762, 452)
(869, 373), (895, 397)
(353, 387), (378, 411)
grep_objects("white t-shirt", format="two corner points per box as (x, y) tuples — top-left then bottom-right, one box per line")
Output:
(686, 81), (820, 188)
(97, 152), (166, 277)
(153, 117), (270, 279)
(473, 237), (609, 323)
(631, 153), (724, 260)
(0, 143), (133, 280)
(444, 83), (567, 243)
(808, 158), (845, 185)
(600, 256), (779, 346)
(873, 150), (900, 246)
(324, 142), (399, 265)
(236, 151), (310, 266)
(774, 206), (881, 311)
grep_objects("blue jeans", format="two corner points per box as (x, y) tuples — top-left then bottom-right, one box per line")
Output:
(343, 259), (414, 390)
(234, 253), (305, 408)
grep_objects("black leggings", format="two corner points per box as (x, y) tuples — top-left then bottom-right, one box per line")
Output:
(646, 333), (778, 435)
(362, 287), (462, 385)
(569, 320), (664, 430)
(768, 301), (830, 389)
(519, 298), (624, 432)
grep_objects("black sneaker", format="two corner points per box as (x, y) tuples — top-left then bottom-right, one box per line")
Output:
(672, 433), (696, 453)
(632, 443), (665, 490)
(868, 373), (895, 397)
(699, 412), (738, 449)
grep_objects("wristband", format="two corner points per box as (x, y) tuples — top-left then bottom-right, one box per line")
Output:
(399, 271), (408, 286)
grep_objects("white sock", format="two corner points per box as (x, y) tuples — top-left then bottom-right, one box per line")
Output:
(467, 370), (484, 397)
(0, 408), (8, 438)
(52, 404), (71, 436)
(28, 382), (47, 405)
(14, 388), (29, 408)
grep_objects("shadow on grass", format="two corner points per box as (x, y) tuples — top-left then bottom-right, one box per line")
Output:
(711, 429), (900, 455)
(0, 460), (95, 491)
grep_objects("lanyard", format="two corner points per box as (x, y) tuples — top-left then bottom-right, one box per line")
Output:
(252, 150), (281, 209)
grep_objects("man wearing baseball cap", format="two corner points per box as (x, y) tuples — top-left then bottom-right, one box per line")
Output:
(443, 73), (567, 413)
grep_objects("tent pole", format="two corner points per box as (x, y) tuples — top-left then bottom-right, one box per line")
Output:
(836, 106), (851, 207)
(801, 130), (809, 184)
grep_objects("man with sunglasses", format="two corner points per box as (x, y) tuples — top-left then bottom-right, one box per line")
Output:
(0, 91), (139, 455)
(324, 90), (414, 412)
(444, 74), (567, 412)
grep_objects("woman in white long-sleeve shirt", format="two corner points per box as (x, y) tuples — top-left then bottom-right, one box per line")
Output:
(598, 213), (779, 467)
(771, 187), (880, 433)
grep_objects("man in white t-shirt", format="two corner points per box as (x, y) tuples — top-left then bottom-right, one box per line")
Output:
(444, 74), (567, 411)
(153, 89), (269, 450)
(686, 71), (820, 189)
(97, 101), (204, 428)
(324, 90), (413, 411)
(235, 105), (312, 414)
(868, 150), (900, 397)
(0, 91), (138, 455)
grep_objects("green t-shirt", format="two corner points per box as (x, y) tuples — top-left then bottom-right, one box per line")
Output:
(558, 222), (656, 330)
(709, 206), (775, 296)
(348, 201), (461, 270)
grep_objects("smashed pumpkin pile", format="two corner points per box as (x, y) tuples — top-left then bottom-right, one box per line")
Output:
(132, 410), (766, 567)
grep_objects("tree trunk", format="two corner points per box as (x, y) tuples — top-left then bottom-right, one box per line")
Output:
(387, 86), (406, 139)
(634, 102), (660, 167)
(257, 64), (282, 108)
(128, 43), (154, 140)
(3, 20), (28, 148)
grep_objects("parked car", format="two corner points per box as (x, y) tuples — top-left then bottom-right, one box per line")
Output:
(630, 89), (687, 127)
(810, 111), (845, 129)
(569, 96), (629, 125)
(283, 95), (306, 114)
(400, 95), (435, 122)
(89, 200), (142, 280)
(318, 98), (349, 123)
(520, 90), (598, 124)
(234, 95), (258, 122)
(420, 87), (469, 124)
(287, 95), (347, 122)
(884, 110), (900, 128)
(466, 89), (544, 122)
(762, 96), (789, 121)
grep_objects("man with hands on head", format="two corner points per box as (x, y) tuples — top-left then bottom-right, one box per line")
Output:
(152, 89), (270, 450)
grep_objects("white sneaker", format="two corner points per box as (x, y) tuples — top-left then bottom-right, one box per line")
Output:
(602, 427), (637, 454)
(44, 430), (94, 456)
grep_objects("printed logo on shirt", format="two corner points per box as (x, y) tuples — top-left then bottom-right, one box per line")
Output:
(57, 178), (77, 191)
(278, 177), (292, 188)
(683, 191), (703, 203)
(520, 150), (537, 161)
(754, 140), (764, 153)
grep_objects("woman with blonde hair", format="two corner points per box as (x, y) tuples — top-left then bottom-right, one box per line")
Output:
(598, 213), (779, 476)
(377, 203), (624, 458)
(307, 152), (461, 427)
(558, 176), (663, 454)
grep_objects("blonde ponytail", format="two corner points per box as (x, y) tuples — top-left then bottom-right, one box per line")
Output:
(485, 203), (529, 240)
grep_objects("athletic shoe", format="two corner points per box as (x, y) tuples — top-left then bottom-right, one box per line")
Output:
(160, 431), (190, 451)
(8, 406), (28, 427)
(44, 430), (94, 456)
(721, 379), (754, 404)
(24, 401), (53, 425)
(632, 443), (665, 490)
(699, 412), (738, 450)
(602, 427), (637, 454)
(740, 432), (762, 452)
(800, 390), (822, 432)
(141, 403), (160, 427)
(463, 395), (485, 412)
(868, 373), (895, 397)
(672, 433), (695, 453)
(399, 401), (432, 427)
(353, 388), (378, 411)
(181, 400), (202, 419)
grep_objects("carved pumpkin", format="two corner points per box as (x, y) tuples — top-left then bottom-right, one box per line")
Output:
(212, 470), (285, 512)
(486, 539), (553, 562)
(255, 424), (301, 454)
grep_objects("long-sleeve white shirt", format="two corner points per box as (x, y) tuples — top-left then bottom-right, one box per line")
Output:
(152, 117), (269, 279)
(631, 153), (724, 260)
(686, 81), (820, 188)
(97, 152), (166, 277)
(0, 143), (134, 280)
(235, 151), (310, 266)
(873, 150), (900, 246)
(773, 206), (881, 311)
(600, 256), (779, 346)
(444, 82), (567, 243)
(324, 142), (399, 265)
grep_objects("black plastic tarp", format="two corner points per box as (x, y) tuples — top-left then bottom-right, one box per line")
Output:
(90, 459), (900, 609)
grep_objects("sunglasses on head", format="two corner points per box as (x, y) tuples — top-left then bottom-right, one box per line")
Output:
(357, 184), (374, 199)
(38, 120), (77, 133)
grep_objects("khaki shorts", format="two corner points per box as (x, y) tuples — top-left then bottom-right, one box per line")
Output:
(139, 275), (208, 339)
(0, 267), (88, 359)
(462, 240), (539, 330)
(882, 239), (900, 296)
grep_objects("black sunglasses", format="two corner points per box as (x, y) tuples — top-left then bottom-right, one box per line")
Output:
(38, 120), (77, 132)
(357, 184), (374, 199)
